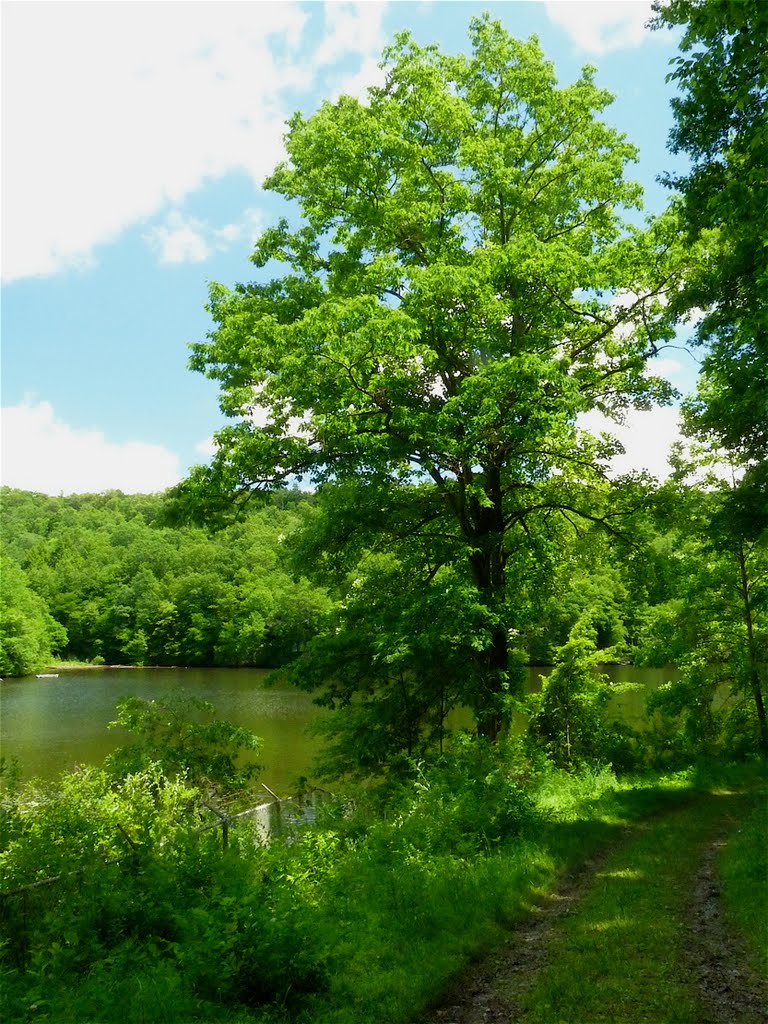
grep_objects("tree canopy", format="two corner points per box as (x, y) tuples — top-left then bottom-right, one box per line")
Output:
(653, 0), (767, 527)
(177, 16), (685, 737)
(0, 488), (330, 672)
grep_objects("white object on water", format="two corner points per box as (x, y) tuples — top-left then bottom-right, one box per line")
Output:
(36, 673), (59, 678)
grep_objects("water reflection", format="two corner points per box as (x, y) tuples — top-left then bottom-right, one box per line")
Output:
(0, 668), (324, 791)
(0, 664), (680, 788)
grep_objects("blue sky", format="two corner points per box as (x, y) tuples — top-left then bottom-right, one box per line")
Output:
(2, 1), (696, 495)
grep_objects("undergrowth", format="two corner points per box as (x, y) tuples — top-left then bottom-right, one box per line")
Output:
(0, 744), (758, 1024)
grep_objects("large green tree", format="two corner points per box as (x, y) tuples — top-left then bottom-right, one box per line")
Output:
(653, 0), (767, 522)
(652, 0), (768, 756)
(177, 17), (684, 737)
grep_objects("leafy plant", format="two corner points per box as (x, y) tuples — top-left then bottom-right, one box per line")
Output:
(528, 618), (635, 770)
(105, 693), (262, 805)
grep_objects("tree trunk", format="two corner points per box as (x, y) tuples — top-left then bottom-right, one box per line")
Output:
(464, 467), (509, 741)
(737, 541), (768, 759)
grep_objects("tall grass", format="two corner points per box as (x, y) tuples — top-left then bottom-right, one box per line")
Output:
(718, 796), (768, 978)
(1, 746), (753, 1024)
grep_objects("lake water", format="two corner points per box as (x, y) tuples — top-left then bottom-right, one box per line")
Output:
(0, 664), (679, 791)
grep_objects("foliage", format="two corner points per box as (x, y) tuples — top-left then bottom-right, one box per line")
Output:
(287, 509), (526, 778)
(105, 694), (263, 806)
(653, 0), (767, 532)
(3, 703), (755, 1024)
(649, 1), (768, 759)
(528, 618), (639, 770)
(637, 480), (768, 761)
(0, 487), (331, 672)
(391, 737), (539, 855)
(0, 551), (67, 676)
(0, 735), (540, 1022)
(176, 15), (684, 741)
(0, 764), (200, 893)
(0, 766), (327, 1022)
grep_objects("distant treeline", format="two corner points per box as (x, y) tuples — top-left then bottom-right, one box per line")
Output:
(0, 487), (331, 676)
(1, 484), (675, 680)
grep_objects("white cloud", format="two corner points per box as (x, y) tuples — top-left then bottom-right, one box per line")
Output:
(1, 401), (181, 494)
(194, 436), (218, 459)
(580, 405), (683, 480)
(2, 2), (387, 282)
(212, 208), (265, 250)
(143, 207), (265, 264)
(648, 356), (682, 380)
(542, 1), (656, 55)
(145, 211), (211, 265)
(318, 1), (389, 98)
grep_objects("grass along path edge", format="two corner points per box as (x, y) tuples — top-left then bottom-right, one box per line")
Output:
(421, 785), (767, 1024)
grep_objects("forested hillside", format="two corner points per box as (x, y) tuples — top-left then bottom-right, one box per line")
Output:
(0, 487), (331, 674)
(2, 476), (765, 766)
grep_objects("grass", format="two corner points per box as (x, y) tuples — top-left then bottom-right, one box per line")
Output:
(718, 790), (768, 978)
(510, 785), (762, 1023)
(303, 766), (703, 1024)
(2, 758), (763, 1024)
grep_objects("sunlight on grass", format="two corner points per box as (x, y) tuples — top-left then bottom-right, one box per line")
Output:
(517, 791), (749, 1024)
(587, 916), (634, 932)
(596, 868), (644, 880)
(719, 796), (768, 979)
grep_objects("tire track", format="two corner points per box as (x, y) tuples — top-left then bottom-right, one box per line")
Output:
(418, 794), (767, 1024)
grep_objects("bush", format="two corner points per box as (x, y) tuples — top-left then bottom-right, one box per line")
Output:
(0, 766), (330, 1022)
(393, 736), (539, 856)
(105, 693), (262, 807)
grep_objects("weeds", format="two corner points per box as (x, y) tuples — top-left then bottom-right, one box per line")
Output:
(1, 741), (762, 1024)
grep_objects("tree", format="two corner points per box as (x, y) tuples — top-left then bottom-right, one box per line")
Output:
(638, 475), (768, 759)
(653, 0), (768, 757)
(0, 553), (67, 676)
(527, 618), (616, 769)
(0, 488), (330, 669)
(653, 0), (768, 526)
(175, 17), (684, 738)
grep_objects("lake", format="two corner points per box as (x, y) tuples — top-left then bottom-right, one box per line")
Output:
(0, 664), (679, 791)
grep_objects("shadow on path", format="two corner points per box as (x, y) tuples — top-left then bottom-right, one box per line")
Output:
(418, 788), (767, 1024)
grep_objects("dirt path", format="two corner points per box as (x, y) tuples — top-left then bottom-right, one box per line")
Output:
(419, 793), (767, 1024)
(685, 831), (768, 1024)
(421, 844), (618, 1024)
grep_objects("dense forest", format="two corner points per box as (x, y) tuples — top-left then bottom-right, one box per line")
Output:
(0, 487), (331, 674)
(2, 478), (765, 767)
(1, 3), (766, 1022)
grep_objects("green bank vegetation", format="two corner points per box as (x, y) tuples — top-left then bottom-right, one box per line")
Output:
(1, 2), (766, 1021)
(0, 488), (331, 675)
(2, 735), (765, 1024)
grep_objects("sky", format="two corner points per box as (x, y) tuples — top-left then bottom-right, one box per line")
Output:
(1, 0), (698, 496)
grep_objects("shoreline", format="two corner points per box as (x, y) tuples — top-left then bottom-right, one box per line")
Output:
(46, 662), (184, 672)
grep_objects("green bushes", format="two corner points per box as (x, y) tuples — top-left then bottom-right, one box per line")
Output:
(0, 766), (330, 1022)
(2, 728), (740, 1024)
(0, 736), (543, 1022)
(105, 693), (263, 805)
